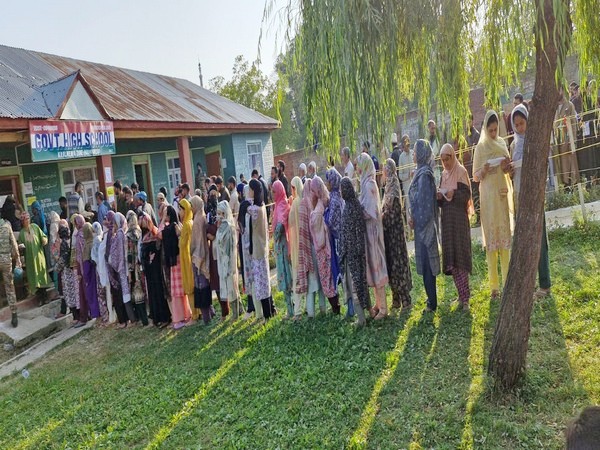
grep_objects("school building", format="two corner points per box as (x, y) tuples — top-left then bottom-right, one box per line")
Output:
(0, 44), (279, 214)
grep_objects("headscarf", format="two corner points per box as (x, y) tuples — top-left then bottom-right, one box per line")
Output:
(178, 198), (194, 295)
(310, 176), (329, 208)
(48, 211), (61, 262)
(289, 176), (304, 270)
(249, 179), (263, 206)
(139, 213), (158, 244)
(271, 180), (290, 231)
(1, 195), (20, 231)
(440, 144), (472, 192)
(110, 212), (128, 274)
(48, 211), (60, 244)
(383, 158), (402, 209)
(356, 152), (381, 220)
(156, 192), (166, 203)
(206, 187), (218, 225)
(510, 104), (529, 163)
(31, 201), (47, 235)
(238, 184), (251, 232)
(104, 210), (115, 265)
(296, 177), (314, 293)
(82, 223), (94, 261)
(190, 195), (209, 278)
(162, 205), (179, 267)
(126, 210), (141, 242)
(473, 110), (510, 175)
(58, 221), (70, 240)
(92, 221), (108, 287)
(72, 213), (85, 267)
(217, 200), (235, 227)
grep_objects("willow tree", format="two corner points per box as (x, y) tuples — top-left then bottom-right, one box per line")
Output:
(270, 0), (600, 390)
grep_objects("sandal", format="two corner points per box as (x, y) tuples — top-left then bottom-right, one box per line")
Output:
(534, 288), (551, 299)
(369, 307), (379, 319)
(491, 290), (500, 300)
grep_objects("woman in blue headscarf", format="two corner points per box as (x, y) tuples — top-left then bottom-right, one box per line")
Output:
(408, 139), (440, 313)
(30, 201), (47, 235)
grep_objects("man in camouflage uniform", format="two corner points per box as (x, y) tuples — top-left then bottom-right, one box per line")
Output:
(0, 216), (21, 327)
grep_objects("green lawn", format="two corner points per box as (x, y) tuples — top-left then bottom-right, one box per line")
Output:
(1, 222), (598, 449)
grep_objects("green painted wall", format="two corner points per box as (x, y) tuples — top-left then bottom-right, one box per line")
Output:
(150, 153), (169, 198)
(112, 156), (135, 187)
(116, 138), (177, 155)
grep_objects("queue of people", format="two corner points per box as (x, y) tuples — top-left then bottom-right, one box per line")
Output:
(1, 100), (560, 330)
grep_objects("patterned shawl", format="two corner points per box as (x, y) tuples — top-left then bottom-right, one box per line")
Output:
(296, 178), (314, 293)
(383, 158), (402, 210)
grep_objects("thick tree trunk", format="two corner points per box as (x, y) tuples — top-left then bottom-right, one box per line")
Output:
(487, 0), (571, 390)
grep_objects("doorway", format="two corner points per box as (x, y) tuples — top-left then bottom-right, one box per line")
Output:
(0, 175), (22, 209)
(134, 163), (153, 203)
(205, 151), (222, 178)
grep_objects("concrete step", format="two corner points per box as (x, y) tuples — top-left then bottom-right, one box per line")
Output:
(0, 313), (71, 348)
(20, 298), (62, 320)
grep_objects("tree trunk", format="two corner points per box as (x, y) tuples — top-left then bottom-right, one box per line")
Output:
(487, 0), (571, 391)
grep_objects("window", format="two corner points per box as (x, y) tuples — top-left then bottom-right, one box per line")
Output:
(247, 141), (263, 174)
(167, 157), (181, 195)
(62, 167), (99, 208)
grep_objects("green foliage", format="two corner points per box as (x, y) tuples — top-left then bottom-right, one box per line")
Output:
(0, 228), (598, 448)
(268, 0), (600, 157)
(209, 55), (305, 154)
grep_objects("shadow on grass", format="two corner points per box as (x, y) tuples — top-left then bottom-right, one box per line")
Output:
(365, 301), (475, 449)
(468, 286), (592, 447)
(0, 316), (263, 450)
(157, 310), (414, 449)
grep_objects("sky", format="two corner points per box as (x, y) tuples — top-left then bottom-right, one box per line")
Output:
(0, 0), (286, 86)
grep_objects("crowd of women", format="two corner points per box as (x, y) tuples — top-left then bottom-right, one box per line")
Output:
(2, 103), (552, 330)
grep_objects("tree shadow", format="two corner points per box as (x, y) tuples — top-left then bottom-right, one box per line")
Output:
(158, 307), (415, 449)
(365, 300), (474, 449)
(467, 293), (592, 448)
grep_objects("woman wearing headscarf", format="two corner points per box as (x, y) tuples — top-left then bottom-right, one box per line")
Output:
(510, 105), (552, 298)
(382, 158), (413, 311)
(105, 211), (125, 326)
(71, 214), (89, 325)
(179, 198), (200, 322)
(53, 220), (80, 321)
(216, 200), (242, 319)
(438, 144), (473, 310)
(408, 139), (441, 313)
(310, 176), (341, 314)
(91, 222), (110, 325)
(139, 213), (171, 328)
(48, 211), (61, 291)
(473, 110), (514, 299)
(126, 211), (147, 326)
(81, 223), (100, 323)
(157, 201), (172, 307)
(190, 195), (214, 325)
(297, 178), (326, 318)
(30, 201), (47, 235)
(325, 168), (348, 314)
(248, 178), (273, 321)
(272, 180), (294, 318)
(239, 184), (258, 319)
(19, 212), (49, 302)
(339, 177), (370, 326)
(160, 205), (192, 330)
(356, 153), (389, 319)
(1, 195), (21, 231)
(206, 186), (221, 303)
(288, 176), (304, 320)
(109, 212), (136, 327)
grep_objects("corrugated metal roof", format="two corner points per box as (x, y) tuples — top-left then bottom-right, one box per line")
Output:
(0, 44), (279, 127)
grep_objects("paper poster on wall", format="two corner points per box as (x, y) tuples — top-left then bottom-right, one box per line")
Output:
(106, 186), (115, 204)
(104, 167), (113, 184)
(24, 182), (33, 195)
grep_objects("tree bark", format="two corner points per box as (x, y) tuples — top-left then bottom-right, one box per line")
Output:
(487, 0), (571, 391)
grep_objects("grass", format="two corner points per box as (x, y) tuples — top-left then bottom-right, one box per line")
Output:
(0, 223), (598, 449)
